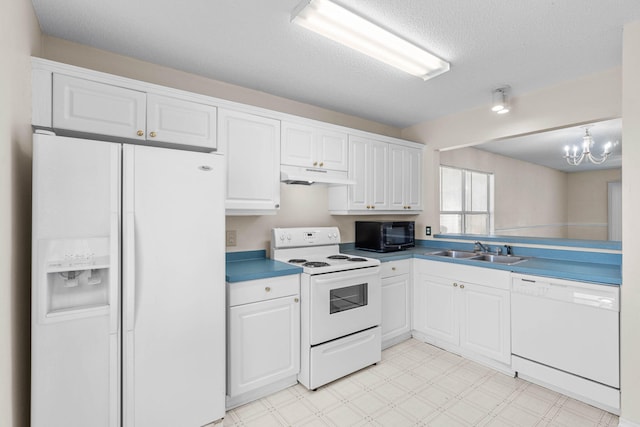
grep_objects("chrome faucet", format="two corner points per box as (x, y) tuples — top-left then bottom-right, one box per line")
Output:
(474, 241), (490, 253)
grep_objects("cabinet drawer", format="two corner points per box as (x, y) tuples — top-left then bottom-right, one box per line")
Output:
(380, 259), (411, 278)
(228, 275), (299, 306)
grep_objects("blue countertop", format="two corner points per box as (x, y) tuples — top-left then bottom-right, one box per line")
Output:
(225, 250), (302, 283)
(226, 242), (621, 286)
(340, 245), (621, 286)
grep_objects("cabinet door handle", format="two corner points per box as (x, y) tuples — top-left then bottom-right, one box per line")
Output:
(149, 131), (157, 138)
(392, 267), (396, 271)
(265, 286), (271, 292)
(136, 130), (144, 137)
(453, 283), (458, 287)
(460, 284), (465, 289)
(294, 297), (299, 303)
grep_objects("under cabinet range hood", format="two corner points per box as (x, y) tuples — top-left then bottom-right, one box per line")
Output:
(280, 165), (356, 185)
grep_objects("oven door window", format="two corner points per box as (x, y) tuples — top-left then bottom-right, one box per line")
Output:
(330, 283), (368, 314)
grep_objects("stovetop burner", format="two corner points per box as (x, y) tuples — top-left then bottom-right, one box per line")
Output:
(288, 259), (308, 264)
(327, 255), (350, 260)
(348, 257), (368, 262)
(303, 261), (331, 268)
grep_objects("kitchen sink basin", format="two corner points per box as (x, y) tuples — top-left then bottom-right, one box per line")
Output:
(427, 250), (478, 259)
(471, 254), (527, 265)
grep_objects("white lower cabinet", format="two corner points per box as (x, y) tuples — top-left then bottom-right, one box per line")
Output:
(380, 260), (412, 348)
(413, 259), (511, 368)
(226, 275), (300, 409)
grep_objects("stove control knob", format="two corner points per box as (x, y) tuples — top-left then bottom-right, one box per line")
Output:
(333, 232), (338, 238)
(287, 233), (292, 240)
(279, 233), (285, 241)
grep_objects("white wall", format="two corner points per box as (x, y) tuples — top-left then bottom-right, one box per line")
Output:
(621, 20), (640, 426)
(0, 0), (41, 426)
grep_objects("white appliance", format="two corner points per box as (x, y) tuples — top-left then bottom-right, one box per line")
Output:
(31, 132), (226, 427)
(511, 274), (620, 413)
(271, 227), (381, 390)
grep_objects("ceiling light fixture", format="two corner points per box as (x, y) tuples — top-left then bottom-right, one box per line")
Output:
(563, 127), (615, 166)
(291, 0), (450, 81)
(491, 86), (510, 114)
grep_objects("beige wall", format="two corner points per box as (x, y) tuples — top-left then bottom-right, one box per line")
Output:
(12, 10), (639, 426)
(1, 0), (41, 426)
(440, 147), (622, 241)
(621, 20), (640, 426)
(440, 147), (568, 238)
(226, 185), (418, 253)
(401, 68), (622, 242)
(39, 35), (425, 253)
(567, 168), (621, 240)
(41, 36), (401, 139)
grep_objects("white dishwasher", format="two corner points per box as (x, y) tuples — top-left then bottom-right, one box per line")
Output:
(511, 274), (620, 413)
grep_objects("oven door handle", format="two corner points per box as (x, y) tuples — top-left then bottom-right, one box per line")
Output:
(312, 266), (381, 286)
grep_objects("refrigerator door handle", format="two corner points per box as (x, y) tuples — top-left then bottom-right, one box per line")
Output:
(125, 211), (136, 332)
(109, 212), (119, 334)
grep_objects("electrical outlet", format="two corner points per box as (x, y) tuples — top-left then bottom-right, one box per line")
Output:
(425, 226), (432, 236)
(226, 230), (237, 247)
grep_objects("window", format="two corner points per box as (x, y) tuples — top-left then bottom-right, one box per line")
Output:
(440, 166), (494, 234)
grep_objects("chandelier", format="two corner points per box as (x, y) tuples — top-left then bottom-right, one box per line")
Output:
(563, 128), (613, 166)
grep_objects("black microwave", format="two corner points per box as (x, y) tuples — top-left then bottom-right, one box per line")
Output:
(355, 221), (415, 252)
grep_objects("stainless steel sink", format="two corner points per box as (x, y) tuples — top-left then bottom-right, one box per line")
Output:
(471, 254), (527, 265)
(427, 250), (478, 259)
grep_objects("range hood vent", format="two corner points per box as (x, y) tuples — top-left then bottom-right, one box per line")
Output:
(280, 165), (356, 186)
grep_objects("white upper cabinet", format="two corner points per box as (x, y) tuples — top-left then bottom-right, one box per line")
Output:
(53, 74), (146, 141)
(52, 74), (217, 151)
(38, 59), (426, 215)
(219, 108), (281, 215)
(348, 135), (389, 211)
(281, 122), (348, 171)
(146, 94), (217, 150)
(389, 145), (422, 211)
(329, 135), (425, 214)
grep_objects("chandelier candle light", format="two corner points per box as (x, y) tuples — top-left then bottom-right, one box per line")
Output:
(563, 128), (613, 166)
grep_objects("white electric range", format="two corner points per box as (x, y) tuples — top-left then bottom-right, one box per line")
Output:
(271, 227), (382, 390)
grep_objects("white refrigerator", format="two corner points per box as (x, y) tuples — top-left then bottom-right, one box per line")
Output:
(31, 133), (226, 427)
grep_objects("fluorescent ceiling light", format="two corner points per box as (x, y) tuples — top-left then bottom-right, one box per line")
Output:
(291, 0), (450, 81)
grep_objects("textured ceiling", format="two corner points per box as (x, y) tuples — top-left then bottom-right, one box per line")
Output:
(475, 118), (622, 173)
(31, 0), (640, 130)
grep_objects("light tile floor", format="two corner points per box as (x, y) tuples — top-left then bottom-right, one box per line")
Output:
(219, 339), (619, 426)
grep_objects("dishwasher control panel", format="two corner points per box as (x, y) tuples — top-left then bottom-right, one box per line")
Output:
(511, 274), (619, 311)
